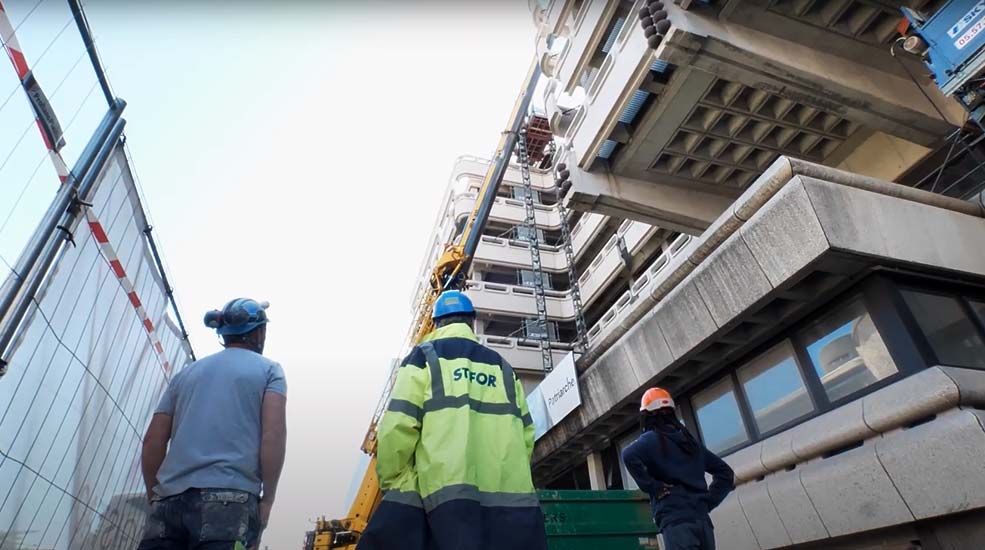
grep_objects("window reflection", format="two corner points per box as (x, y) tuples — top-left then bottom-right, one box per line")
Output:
(737, 341), (814, 434)
(798, 298), (898, 403)
(693, 378), (748, 454)
(903, 291), (985, 369)
(972, 301), (985, 330)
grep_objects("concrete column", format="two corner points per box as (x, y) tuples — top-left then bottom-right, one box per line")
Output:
(564, 149), (735, 235)
(586, 451), (606, 491)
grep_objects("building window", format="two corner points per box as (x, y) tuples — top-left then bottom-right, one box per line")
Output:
(971, 300), (985, 326)
(617, 432), (640, 491)
(512, 186), (540, 202)
(515, 225), (546, 244)
(797, 298), (898, 403)
(519, 269), (552, 290)
(902, 291), (985, 369)
(524, 318), (557, 340)
(679, 277), (985, 457)
(692, 378), (748, 454)
(736, 341), (814, 434)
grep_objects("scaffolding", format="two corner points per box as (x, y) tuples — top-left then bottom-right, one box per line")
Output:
(516, 128), (554, 373)
(550, 143), (589, 353)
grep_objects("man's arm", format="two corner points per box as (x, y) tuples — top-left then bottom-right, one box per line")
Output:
(622, 437), (671, 497)
(260, 391), (288, 506)
(376, 349), (428, 489)
(514, 377), (535, 460)
(703, 448), (735, 511)
(141, 413), (172, 500)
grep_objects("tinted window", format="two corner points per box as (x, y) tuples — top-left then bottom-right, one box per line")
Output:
(902, 291), (985, 368)
(798, 298), (898, 402)
(971, 301), (985, 326)
(737, 341), (814, 434)
(692, 378), (748, 454)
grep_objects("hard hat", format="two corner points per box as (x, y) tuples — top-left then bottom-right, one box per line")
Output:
(204, 298), (270, 336)
(640, 387), (674, 412)
(432, 290), (475, 320)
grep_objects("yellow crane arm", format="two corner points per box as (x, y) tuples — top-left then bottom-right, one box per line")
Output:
(309, 59), (541, 550)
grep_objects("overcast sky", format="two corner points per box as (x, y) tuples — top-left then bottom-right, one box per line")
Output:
(1, 1), (538, 548)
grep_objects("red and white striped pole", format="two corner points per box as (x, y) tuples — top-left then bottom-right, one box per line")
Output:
(0, 0), (71, 184)
(86, 209), (172, 376)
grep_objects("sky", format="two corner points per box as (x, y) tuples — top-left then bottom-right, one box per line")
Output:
(1, 1), (539, 548)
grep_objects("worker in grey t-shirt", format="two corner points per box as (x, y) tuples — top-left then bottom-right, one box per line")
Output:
(138, 298), (287, 550)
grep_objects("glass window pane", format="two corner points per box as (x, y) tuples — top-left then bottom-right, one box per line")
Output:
(799, 298), (898, 403)
(902, 291), (985, 368)
(692, 378), (748, 454)
(617, 433), (639, 491)
(972, 301), (985, 326)
(737, 341), (814, 434)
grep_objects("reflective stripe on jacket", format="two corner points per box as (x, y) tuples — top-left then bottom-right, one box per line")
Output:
(359, 323), (546, 550)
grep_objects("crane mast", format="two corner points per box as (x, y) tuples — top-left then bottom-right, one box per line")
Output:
(307, 60), (542, 550)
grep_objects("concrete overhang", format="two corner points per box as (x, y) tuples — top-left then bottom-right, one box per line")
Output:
(717, 0), (932, 72)
(565, 1), (967, 231)
(532, 157), (985, 483)
(611, 19), (965, 186)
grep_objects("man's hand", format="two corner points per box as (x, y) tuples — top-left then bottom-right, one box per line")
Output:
(656, 484), (674, 500)
(249, 499), (272, 550)
(141, 413), (171, 501)
(259, 498), (273, 530)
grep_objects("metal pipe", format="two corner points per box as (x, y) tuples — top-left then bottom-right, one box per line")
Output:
(461, 63), (542, 266)
(0, 102), (126, 367)
(0, 100), (124, 328)
(142, 227), (196, 361)
(68, 0), (114, 106)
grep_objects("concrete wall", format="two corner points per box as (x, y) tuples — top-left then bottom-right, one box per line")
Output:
(837, 132), (933, 183)
(714, 366), (985, 548)
(533, 157), (985, 482)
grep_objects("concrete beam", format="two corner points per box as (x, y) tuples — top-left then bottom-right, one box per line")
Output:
(564, 150), (736, 235)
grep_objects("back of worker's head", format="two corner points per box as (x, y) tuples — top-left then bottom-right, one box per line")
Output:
(432, 290), (476, 329)
(204, 298), (270, 354)
(639, 387), (699, 454)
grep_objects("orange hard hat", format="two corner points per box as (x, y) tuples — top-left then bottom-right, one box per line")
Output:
(640, 387), (674, 412)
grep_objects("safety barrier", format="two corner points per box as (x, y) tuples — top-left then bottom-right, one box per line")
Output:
(0, 5), (192, 549)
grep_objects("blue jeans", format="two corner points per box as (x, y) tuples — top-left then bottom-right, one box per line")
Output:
(662, 518), (715, 550)
(137, 489), (261, 550)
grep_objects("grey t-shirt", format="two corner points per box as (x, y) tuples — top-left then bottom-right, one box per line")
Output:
(153, 347), (287, 498)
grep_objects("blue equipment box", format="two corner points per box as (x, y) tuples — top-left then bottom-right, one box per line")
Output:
(905, 0), (985, 96)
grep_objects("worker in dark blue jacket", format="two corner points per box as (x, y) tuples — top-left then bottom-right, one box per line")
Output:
(621, 387), (734, 550)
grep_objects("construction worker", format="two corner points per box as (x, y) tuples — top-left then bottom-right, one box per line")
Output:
(138, 298), (287, 550)
(621, 388), (734, 550)
(358, 290), (548, 550)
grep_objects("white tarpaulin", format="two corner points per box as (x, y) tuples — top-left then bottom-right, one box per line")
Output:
(0, 143), (192, 550)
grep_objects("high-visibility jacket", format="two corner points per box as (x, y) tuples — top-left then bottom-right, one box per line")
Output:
(357, 323), (547, 550)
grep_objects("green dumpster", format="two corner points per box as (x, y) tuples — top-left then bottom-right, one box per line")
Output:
(538, 490), (659, 550)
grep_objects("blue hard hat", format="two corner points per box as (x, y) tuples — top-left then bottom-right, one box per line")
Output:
(432, 290), (475, 320)
(204, 298), (270, 336)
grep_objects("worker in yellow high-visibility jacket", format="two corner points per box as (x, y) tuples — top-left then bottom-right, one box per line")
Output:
(357, 290), (548, 550)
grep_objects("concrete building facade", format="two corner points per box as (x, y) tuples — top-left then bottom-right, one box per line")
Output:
(509, 0), (985, 548)
(410, 155), (685, 393)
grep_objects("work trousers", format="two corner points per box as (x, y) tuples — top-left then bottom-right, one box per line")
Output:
(137, 488), (261, 550)
(662, 518), (715, 550)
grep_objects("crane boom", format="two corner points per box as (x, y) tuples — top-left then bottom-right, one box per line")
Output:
(308, 60), (542, 550)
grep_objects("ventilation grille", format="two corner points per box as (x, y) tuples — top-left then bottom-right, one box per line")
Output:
(649, 78), (860, 190)
(766, 0), (902, 45)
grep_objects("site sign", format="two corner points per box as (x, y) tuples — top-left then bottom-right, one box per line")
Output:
(527, 352), (582, 440)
